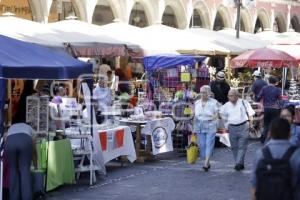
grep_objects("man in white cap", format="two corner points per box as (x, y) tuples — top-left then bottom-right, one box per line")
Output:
(210, 71), (231, 105)
(251, 70), (267, 101)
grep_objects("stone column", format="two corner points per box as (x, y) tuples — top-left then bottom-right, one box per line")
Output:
(186, 0), (193, 29)
(73, 0), (97, 23)
(287, 5), (291, 31)
(270, 3), (275, 30)
(34, 0), (53, 23)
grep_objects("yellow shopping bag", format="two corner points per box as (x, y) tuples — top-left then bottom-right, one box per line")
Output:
(183, 106), (193, 115)
(187, 135), (199, 164)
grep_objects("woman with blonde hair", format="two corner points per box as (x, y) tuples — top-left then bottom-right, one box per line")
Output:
(193, 85), (220, 171)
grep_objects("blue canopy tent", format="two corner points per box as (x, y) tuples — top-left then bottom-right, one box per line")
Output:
(143, 54), (207, 101)
(0, 34), (92, 134)
(0, 34), (93, 198)
(143, 54), (206, 71)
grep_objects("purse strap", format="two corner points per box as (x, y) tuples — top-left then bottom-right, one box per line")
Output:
(241, 100), (250, 121)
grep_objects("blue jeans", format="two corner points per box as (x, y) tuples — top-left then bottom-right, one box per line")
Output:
(197, 132), (216, 158)
(5, 133), (33, 200)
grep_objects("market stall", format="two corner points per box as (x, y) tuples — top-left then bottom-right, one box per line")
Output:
(47, 19), (143, 58)
(143, 55), (207, 153)
(231, 47), (299, 137)
(94, 126), (136, 164)
(0, 34), (93, 196)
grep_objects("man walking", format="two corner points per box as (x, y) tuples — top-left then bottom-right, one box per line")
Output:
(210, 71), (230, 105)
(256, 76), (281, 143)
(220, 89), (255, 170)
(251, 118), (300, 200)
(251, 70), (267, 101)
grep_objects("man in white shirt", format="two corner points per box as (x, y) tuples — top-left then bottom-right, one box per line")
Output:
(99, 63), (111, 76)
(93, 76), (112, 112)
(220, 89), (255, 171)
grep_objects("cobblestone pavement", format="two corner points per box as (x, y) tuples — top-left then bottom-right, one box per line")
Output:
(47, 140), (262, 200)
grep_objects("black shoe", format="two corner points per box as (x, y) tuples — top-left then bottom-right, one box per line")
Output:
(234, 164), (245, 171)
(260, 135), (265, 144)
(234, 165), (240, 171)
(240, 164), (245, 170)
(203, 166), (209, 172)
(203, 164), (210, 172)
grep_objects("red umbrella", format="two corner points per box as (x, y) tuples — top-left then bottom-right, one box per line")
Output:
(231, 48), (299, 68)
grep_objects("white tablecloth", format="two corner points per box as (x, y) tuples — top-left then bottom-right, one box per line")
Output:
(94, 126), (136, 164)
(141, 117), (175, 155)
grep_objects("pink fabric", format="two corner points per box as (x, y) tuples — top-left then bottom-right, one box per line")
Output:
(231, 47), (298, 68)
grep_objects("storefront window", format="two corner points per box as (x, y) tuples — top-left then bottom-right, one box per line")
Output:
(0, 0), (32, 20)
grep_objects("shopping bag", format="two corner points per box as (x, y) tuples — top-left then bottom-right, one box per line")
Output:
(186, 135), (199, 164)
(183, 106), (193, 115)
(31, 170), (45, 198)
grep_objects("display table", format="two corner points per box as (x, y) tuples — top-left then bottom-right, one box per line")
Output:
(93, 126), (136, 164)
(37, 139), (75, 191)
(119, 117), (175, 162)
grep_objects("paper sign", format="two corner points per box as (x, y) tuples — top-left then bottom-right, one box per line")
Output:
(181, 72), (191, 82)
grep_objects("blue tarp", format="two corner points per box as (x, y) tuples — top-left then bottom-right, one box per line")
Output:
(0, 34), (93, 137)
(0, 34), (92, 79)
(143, 54), (206, 71)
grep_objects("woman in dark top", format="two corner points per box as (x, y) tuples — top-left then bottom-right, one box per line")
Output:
(12, 80), (35, 123)
(257, 76), (281, 143)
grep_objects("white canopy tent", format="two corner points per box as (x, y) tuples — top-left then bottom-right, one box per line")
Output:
(218, 28), (270, 50)
(46, 20), (143, 57)
(47, 20), (129, 45)
(255, 30), (300, 45)
(98, 22), (186, 56)
(0, 17), (142, 57)
(255, 30), (280, 43)
(272, 31), (300, 45)
(141, 24), (230, 56)
(0, 16), (61, 47)
(189, 28), (246, 55)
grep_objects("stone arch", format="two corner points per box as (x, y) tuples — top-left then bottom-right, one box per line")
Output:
(27, 0), (40, 21)
(128, 0), (154, 25)
(48, 0), (78, 22)
(255, 8), (270, 32)
(213, 5), (233, 30)
(291, 15), (300, 32)
(92, 0), (119, 25)
(128, 2), (150, 27)
(274, 12), (287, 33)
(190, 0), (211, 29)
(240, 8), (253, 33)
(163, 0), (187, 29)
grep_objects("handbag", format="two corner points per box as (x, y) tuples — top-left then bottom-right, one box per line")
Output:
(241, 100), (258, 138)
(186, 135), (199, 164)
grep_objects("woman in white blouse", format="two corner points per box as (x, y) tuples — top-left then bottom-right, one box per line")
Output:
(193, 85), (220, 171)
